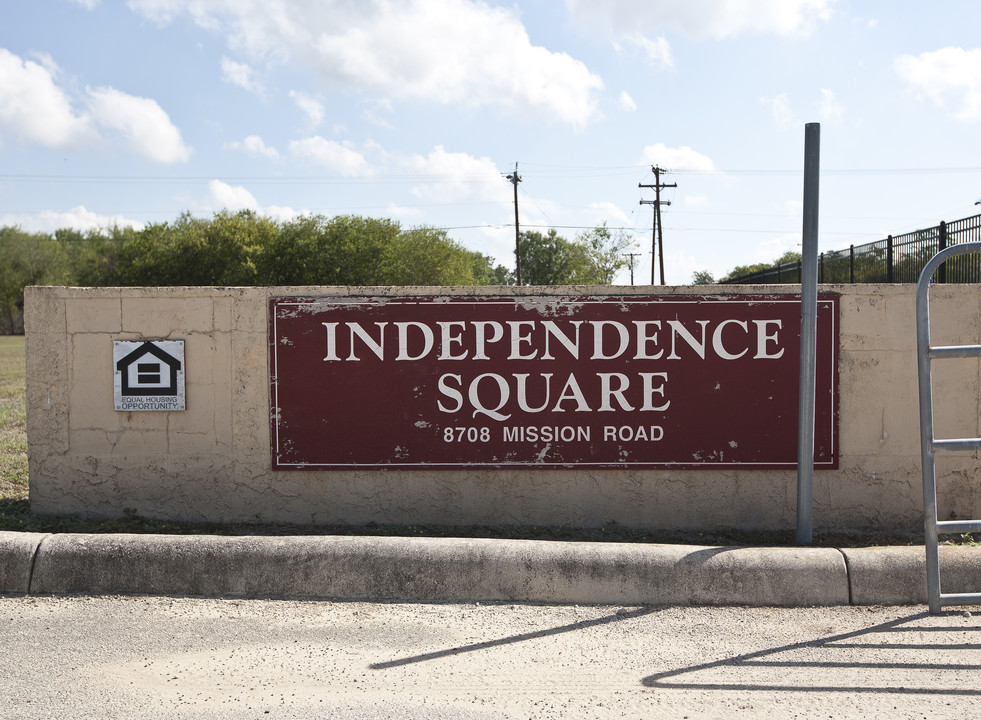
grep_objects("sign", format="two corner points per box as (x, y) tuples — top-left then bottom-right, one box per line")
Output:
(113, 340), (186, 411)
(270, 295), (838, 470)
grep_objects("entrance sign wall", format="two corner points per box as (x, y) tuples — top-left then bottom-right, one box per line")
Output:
(23, 284), (981, 532)
(270, 295), (838, 469)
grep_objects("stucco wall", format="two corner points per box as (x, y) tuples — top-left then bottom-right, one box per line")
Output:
(24, 284), (981, 532)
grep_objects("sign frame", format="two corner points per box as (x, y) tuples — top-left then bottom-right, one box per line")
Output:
(269, 295), (838, 470)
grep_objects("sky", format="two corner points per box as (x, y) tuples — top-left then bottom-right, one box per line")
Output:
(3, 0), (981, 285)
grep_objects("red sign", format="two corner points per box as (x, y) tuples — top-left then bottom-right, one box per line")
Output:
(270, 295), (838, 470)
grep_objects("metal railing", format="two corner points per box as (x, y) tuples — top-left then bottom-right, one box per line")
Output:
(723, 214), (981, 285)
(916, 242), (981, 614)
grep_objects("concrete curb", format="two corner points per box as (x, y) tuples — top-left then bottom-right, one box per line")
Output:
(0, 532), (48, 594)
(2, 531), (979, 606)
(842, 545), (981, 605)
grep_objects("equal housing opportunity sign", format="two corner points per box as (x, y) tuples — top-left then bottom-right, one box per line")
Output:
(269, 295), (838, 470)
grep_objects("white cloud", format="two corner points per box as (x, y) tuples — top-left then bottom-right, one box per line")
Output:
(639, 143), (719, 173)
(362, 108), (395, 130)
(125, 0), (604, 128)
(205, 179), (305, 221)
(69, 0), (100, 9)
(0, 206), (144, 233)
(0, 48), (97, 149)
(618, 91), (637, 111)
(220, 55), (264, 95)
(224, 134), (281, 161)
(761, 93), (798, 126)
(289, 90), (325, 128)
(622, 34), (674, 68)
(818, 88), (844, 122)
(0, 47), (190, 163)
(385, 202), (425, 221)
(566, 0), (836, 39)
(588, 201), (631, 225)
(895, 47), (981, 120)
(207, 179), (258, 212)
(87, 86), (192, 163)
(288, 136), (371, 176)
(401, 146), (505, 203)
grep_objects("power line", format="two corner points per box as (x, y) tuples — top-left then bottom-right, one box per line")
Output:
(4, 165), (981, 185)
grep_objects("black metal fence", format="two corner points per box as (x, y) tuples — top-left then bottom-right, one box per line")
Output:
(721, 214), (981, 284)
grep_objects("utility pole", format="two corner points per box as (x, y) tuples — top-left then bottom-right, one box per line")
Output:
(626, 252), (640, 285)
(639, 166), (676, 285)
(506, 163), (522, 285)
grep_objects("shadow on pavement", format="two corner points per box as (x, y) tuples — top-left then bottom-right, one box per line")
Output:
(642, 610), (981, 695)
(370, 605), (660, 670)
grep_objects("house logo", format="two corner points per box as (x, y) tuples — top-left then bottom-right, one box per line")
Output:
(113, 340), (186, 411)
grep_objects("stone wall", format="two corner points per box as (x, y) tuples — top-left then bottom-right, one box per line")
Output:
(24, 284), (981, 532)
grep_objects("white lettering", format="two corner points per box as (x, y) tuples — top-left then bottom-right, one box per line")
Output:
(437, 321), (468, 360)
(667, 320), (708, 359)
(472, 321), (504, 360)
(753, 319), (785, 359)
(322, 322), (339, 361)
(603, 425), (664, 442)
(347, 322), (387, 361)
(437, 373), (463, 413)
(541, 320), (582, 360)
(469, 373), (512, 421)
(712, 319), (749, 360)
(633, 320), (663, 360)
(552, 373), (591, 412)
(395, 322), (434, 361)
(590, 320), (630, 360)
(598, 373), (634, 411)
(507, 321), (538, 360)
(639, 372), (670, 411)
(514, 373), (552, 413)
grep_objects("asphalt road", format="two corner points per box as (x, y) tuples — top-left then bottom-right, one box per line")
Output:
(2, 595), (979, 719)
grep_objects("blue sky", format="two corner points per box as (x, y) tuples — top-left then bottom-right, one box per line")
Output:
(2, 0), (981, 284)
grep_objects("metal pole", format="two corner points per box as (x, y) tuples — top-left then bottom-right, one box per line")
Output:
(797, 122), (820, 545)
(887, 235), (894, 283)
(651, 214), (657, 285)
(511, 164), (521, 285)
(655, 167), (666, 285)
(938, 221), (947, 284)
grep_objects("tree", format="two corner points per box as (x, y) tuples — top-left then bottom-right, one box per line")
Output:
(691, 270), (716, 285)
(255, 215), (505, 287)
(518, 229), (586, 285)
(517, 225), (631, 286)
(58, 225), (136, 286)
(0, 227), (68, 333)
(576, 223), (635, 284)
(469, 252), (514, 285)
(720, 251), (802, 282)
(379, 226), (479, 286)
(252, 214), (324, 285)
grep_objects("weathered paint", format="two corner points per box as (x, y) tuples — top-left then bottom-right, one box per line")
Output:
(270, 295), (838, 469)
(22, 284), (981, 532)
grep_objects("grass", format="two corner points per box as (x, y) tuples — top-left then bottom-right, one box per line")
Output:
(0, 336), (27, 504)
(0, 334), (936, 547)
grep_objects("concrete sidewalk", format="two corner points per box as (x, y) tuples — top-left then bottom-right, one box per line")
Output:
(1, 531), (979, 606)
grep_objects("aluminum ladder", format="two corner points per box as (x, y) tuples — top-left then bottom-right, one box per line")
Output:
(916, 241), (981, 613)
